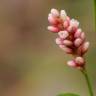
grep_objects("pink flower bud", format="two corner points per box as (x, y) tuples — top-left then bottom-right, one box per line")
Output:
(82, 42), (90, 53)
(75, 57), (85, 65)
(74, 28), (82, 38)
(67, 26), (77, 33)
(67, 60), (76, 67)
(55, 38), (63, 45)
(67, 26), (73, 32)
(51, 8), (59, 17)
(48, 14), (57, 25)
(80, 32), (86, 40)
(47, 26), (59, 33)
(58, 31), (69, 39)
(63, 20), (69, 28)
(77, 46), (82, 56)
(59, 45), (73, 54)
(70, 19), (79, 28)
(67, 19), (79, 32)
(60, 10), (67, 21)
(66, 16), (70, 22)
(63, 40), (73, 46)
(74, 38), (83, 47)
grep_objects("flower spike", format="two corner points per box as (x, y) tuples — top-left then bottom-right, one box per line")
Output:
(47, 8), (90, 69)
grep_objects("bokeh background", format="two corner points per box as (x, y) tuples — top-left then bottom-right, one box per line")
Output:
(0, 0), (95, 96)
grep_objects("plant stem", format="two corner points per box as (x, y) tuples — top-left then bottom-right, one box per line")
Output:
(81, 68), (94, 96)
(94, 0), (96, 29)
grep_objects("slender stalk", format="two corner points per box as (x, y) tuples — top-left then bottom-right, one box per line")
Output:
(94, 0), (96, 29)
(81, 68), (94, 96)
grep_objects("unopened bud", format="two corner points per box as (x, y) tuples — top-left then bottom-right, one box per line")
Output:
(67, 60), (76, 67)
(75, 57), (85, 65)
(55, 38), (63, 45)
(51, 8), (59, 17)
(48, 14), (57, 25)
(82, 42), (90, 53)
(58, 31), (69, 39)
(47, 26), (59, 33)
(67, 26), (73, 32)
(80, 32), (86, 40)
(63, 20), (69, 28)
(74, 38), (83, 47)
(59, 45), (73, 54)
(60, 10), (67, 21)
(63, 40), (73, 46)
(66, 16), (70, 22)
(74, 28), (82, 38)
(70, 19), (79, 28)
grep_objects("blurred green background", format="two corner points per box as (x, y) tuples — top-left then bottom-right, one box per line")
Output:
(0, 0), (95, 96)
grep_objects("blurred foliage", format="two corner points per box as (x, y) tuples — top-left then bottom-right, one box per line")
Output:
(0, 0), (95, 96)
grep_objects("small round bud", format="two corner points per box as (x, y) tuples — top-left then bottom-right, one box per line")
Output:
(67, 26), (73, 32)
(55, 38), (63, 45)
(70, 19), (79, 28)
(67, 60), (76, 67)
(74, 28), (82, 38)
(74, 38), (83, 47)
(48, 14), (57, 25)
(67, 25), (77, 33)
(75, 57), (85, 65)
(58, 31), (69, 39)
(51, 8), (59, 17)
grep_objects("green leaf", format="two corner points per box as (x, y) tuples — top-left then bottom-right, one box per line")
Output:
(57, 93), (80, 96)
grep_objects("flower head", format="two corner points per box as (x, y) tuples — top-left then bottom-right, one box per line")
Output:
(47, 8), (90, 69)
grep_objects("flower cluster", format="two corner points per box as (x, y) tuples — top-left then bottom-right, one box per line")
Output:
(47, 8), (90, 69)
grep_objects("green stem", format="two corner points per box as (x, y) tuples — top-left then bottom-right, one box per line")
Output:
(81, 69), (94, 96)
(94, 0), (96, 29)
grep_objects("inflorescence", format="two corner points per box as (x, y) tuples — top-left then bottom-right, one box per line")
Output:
(47, 8), (90, 69)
